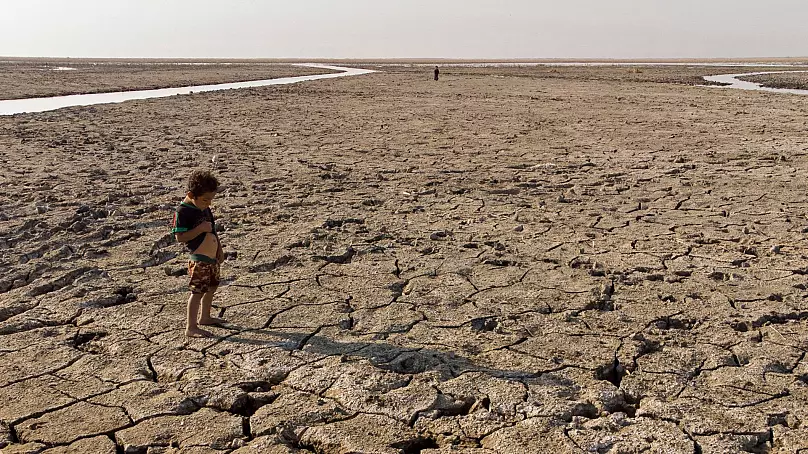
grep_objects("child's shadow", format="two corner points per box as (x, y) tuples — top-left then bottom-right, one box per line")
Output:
(218, 325), (570, 384)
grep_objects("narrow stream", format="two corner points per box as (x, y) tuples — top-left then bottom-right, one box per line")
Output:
(703, 71), (808, 95)
(0, 64), (374, 116)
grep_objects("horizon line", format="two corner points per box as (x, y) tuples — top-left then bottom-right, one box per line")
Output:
(2, 56), (808, 63)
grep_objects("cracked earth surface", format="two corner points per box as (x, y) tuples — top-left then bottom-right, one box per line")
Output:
(2, 63), (808, 453)
(0, 61), (333, 100)
(739, 72), (808, 91)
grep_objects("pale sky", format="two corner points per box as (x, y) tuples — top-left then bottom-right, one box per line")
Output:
(2, 0), (806, 59)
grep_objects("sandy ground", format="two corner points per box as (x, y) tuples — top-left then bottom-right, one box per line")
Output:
(0, 62), (333, 100)
(2, 63), (808, 453)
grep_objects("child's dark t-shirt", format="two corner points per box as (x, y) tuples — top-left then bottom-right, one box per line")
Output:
(171, 202), (216, 252)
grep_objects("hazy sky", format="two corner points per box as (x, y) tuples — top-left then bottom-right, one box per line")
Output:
(2, 0), (806, 59)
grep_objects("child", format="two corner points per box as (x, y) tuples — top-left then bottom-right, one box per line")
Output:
(171, 170), (225, 337)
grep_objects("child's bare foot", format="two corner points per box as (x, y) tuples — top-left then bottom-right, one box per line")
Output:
(199, 316), (226, 326)
(185, 327), (213, 338)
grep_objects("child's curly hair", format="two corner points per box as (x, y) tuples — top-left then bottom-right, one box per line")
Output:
(187, 170), (219, 196)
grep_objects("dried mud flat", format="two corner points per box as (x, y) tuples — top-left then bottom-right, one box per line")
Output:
(0, 61), (333, 100)
(2, 63), (808, 453)
(739, 72), (808, 91)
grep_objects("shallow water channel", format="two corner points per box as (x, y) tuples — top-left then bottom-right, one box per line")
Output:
(0, 64), (374, 116)
(703, 71), (808, 95)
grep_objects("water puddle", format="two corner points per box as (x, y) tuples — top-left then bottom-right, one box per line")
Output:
(0, 64), (374, 116)
(703, 71), (808, 96)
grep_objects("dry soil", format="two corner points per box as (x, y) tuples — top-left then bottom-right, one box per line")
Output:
(740, 72), (808, 91)
(0, 61), (333, 100)
(2, 62), (808, 453)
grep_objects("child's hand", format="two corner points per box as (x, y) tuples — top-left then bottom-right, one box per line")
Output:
(217, 248), (224, 263)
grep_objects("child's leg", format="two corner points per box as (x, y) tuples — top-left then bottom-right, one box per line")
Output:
(186, 292), (211, 337)
(199, 287), (225, 325)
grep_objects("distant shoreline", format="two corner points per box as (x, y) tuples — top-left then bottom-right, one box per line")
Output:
(2, 56), (808, 65)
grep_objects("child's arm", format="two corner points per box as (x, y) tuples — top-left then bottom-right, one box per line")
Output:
(175, 221), (212, 243)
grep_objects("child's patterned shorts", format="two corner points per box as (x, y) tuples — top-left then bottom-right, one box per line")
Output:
(188, 259), (220, 294)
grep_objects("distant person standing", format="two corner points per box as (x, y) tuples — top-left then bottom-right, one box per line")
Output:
(434, 66), (440, 81)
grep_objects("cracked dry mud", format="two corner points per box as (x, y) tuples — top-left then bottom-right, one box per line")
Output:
(739, 72), (808, 91)
(2, 63), (808, 453)
(0, 61), (333, 100)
